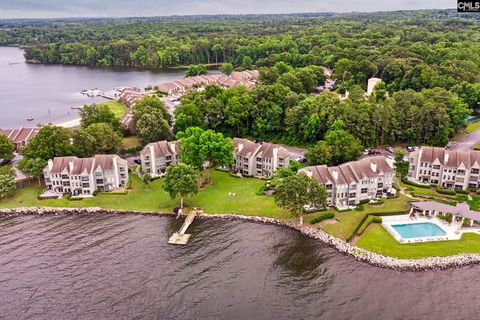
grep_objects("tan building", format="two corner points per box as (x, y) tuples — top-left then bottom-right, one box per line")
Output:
(140, 140), (180, 176)
(408, 146), (480, 190)
(0, 127), (39, 151)
(299, 156), (395, 207)
(119, 89), (145, 108)
(43, 155), (128, 196)
(232, 138), (290, 178)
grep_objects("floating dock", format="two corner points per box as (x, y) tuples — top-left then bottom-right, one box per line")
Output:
(168, 208), (202, 245)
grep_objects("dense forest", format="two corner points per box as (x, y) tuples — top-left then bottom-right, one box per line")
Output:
(2, 10), (480, 148)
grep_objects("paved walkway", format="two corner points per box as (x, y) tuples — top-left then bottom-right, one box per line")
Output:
(449, 129), (480, 151)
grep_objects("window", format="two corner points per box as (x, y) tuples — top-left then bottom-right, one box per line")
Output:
(361, 188), (367, 194)
(433, 165), (440, 170)
(349, 193), (356, 198)
(326, 184), (332, 190)
(457, 169), (465, 175)
(471, 176), (478, 182)
(256, 157), (262, 162)
(95, 172), (102, 177)
(377, 183), (383, 188)
(472, 168), (480, 174)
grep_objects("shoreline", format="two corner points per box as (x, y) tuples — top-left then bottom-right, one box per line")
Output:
(1, 207), (480, 271)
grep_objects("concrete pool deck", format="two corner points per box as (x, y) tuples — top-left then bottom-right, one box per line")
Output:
(382, 215), (480, 244)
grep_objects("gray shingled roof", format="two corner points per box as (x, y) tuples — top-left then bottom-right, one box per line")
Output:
(411, 201), (480, 222)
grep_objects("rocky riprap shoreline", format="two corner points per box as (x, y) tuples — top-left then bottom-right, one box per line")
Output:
(1, 207), (480, 271)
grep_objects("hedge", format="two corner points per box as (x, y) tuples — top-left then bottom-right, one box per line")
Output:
(456, 189), (469, 195)
(346, 209), (410, 242)
(355, 204), (365, 211)
(358, 199), (370, 205)
(357, 216), (383, 235)
(435, 186), (456, 196)
(401, 177), (430, 189)
(310, 212), (335, 224)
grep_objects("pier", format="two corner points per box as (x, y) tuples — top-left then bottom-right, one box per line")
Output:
(168, 208), (202, 245)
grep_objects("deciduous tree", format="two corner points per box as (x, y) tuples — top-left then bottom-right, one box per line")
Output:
(163, 163), (199, 209)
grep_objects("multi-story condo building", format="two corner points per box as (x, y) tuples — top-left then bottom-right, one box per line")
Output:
(140, 140), (180, 176)
(407, 146), (480, 190)
(232, 138), (290, 178)
(299, 156), (395, 207)
(43, 155), (128, 196)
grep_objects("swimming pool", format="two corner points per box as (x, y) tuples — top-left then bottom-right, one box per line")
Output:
(391, 222), (446, 239)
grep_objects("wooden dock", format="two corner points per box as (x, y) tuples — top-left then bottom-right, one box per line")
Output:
(168, 209), (202, 245)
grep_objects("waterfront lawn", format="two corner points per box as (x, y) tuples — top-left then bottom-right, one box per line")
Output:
(0, 171), (290, 219)
(98, 100), (127, 119)
(321, 195), (410, 240)
(357, 224), (480, 259)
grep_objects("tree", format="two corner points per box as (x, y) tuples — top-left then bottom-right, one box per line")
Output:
(73, 123), (122, 157)
(393, 147), (406, 163)
(324, 120), (363, 165)
(0, 174), (15, 199)
(80, 103), (121, 132)
(142, 172), (151, 189)
(133, 96), (172, 144)
(219, 62), (233, 76)
(22, 125), (73, 162)
(177, 127), (234, 182)
(0, 134), (14, 162)
(185, 64), (207, 77)
(163, 163), (199, 209)
(305, 141), (333, 166)
(274, 173), (327, 225)
(18, 157), (47, 185)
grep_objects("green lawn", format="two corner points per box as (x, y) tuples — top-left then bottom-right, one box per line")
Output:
(98, 100), (127, 119)
(321, 195), (410, 240)
(357, 224), (480, 258)
(466, 120), (480, 134)
(122, 136), (141, 149)
(0, 171), (290, 219)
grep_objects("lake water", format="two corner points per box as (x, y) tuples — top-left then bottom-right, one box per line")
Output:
(0, 47), (185, 128)
(0, 214), (478, 320)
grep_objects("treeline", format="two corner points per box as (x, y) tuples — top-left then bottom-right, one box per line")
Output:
(174, 72), (470, 147)
(0, 11), (476, 92)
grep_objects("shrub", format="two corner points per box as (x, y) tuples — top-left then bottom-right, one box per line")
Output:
(401, 177), (430, 189)
(358, 199), (370, 205)
(355, 204), (364, 211)
(92, 190), (99, 196)
(150, 176), (161, 182)
(456, 189), (469, 195)
(372, 216), (382, 223)
(310, 212), (335, 224)
(67, 196), (83, 201)
(435, 186), (456, 196)
(463, 218), (472, 227)
(255, 185), (266, 196)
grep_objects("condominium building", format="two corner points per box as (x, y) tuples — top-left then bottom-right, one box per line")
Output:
(0, 127), (39, 151)
(299, 156), (395, 207)
(43, 155), (128, 196)
(232, 138), (290, 178)
(407, 146), (480, 190)
(140, 140), (180, 176)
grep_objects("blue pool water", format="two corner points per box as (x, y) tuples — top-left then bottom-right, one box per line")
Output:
(391, 223), (446, 239)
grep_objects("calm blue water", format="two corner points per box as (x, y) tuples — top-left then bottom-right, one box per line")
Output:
(392, 223), (446, 238)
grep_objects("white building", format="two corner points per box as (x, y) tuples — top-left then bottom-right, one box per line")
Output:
(232, 138), (290, 178)
(43, 155), (128, 196)
(299, 156), (395, 207)
(140, 140), (180, 177)
(366, 77), (382, 96)
(408, 146), (480, 190)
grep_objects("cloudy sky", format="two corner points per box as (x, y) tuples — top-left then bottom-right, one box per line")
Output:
(0, 0), (455, 19)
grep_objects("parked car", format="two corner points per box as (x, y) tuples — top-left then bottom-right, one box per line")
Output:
(133, 159), (141, 165)
(407, 146), (415, 152)
(363, 149), (370, 155)
(386, 146), (394, 153)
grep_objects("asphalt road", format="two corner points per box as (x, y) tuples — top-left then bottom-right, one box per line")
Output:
(449, 129), (480, 152)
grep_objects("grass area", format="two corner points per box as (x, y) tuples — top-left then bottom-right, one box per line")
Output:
(466, 120), (480, 134)
(321, 195), (410, 240)
(475, 142), (480, 151)
(357, 224), (480, 258)
(122, 136), (141, 149)
(0, 171), (290, 219)
(98, 100), (127, 119)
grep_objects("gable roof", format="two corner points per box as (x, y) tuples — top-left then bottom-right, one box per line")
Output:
(419, 146), (480, 168)
(140, 140), (179, 158)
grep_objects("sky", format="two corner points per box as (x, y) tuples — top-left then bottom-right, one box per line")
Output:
(0, 0), (455, 19)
